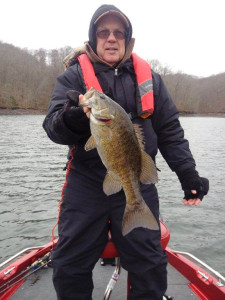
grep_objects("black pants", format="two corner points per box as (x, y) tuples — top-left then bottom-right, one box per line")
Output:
(52, 170), (167, 299)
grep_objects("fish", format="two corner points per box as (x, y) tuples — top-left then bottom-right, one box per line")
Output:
(79, 87), (159, 236)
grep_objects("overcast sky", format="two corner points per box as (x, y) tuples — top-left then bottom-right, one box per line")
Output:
(1, 0), (225, 77)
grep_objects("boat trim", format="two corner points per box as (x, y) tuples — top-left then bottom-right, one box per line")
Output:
(0, 246), (45, 268)
(170, 248), (225, 286)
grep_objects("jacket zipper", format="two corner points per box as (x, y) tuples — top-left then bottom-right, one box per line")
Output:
(115, 68), (118, 76)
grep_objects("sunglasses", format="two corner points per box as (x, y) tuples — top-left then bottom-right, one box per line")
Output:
(96, 29), (127, 40)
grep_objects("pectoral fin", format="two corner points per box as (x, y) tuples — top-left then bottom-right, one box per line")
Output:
(103, 171), (122, 196)
(85, 136), (96, 151)
(101, 127), (113, 139)
(140, 151), (158, 184)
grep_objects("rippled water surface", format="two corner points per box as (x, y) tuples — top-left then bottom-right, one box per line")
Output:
(0, 115), (225, 276)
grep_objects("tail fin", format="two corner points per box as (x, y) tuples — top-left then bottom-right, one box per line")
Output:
(122, 200), (159, 236)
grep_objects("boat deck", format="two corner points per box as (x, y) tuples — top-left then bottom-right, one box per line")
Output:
(10, 260), (199, 299)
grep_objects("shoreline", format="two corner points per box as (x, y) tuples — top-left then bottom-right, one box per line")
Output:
(0, 108), (46, 115)
(179, 112), (225, 117)
(0, 108), (225, 117)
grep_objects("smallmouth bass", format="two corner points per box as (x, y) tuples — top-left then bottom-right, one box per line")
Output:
(80, 88), (159, 235)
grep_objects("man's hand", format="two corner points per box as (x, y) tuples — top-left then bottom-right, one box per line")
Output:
(176, 168), (209, 206)
(79, 94), (91, 118)
(182, 190), (201, 206)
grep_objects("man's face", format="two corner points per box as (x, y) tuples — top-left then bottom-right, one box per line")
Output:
(96, 15), (126, 66)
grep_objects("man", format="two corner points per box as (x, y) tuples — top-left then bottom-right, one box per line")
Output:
(43, 4), (209, 300)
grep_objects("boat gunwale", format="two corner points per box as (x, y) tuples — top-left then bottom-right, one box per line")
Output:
(169, 248), (225, 284)
(167, 246), (225, 300)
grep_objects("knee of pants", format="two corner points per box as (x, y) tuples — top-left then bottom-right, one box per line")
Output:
(53, 267), (93, 300)
(111, 226), (167, 273)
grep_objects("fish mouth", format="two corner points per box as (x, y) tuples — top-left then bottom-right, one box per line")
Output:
(95, 117), (112, 123)
(91, 113), (113, 123)
(91, 107), (114, 123)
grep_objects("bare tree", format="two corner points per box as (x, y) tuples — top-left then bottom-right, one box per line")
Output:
(0, 41), (224, 113)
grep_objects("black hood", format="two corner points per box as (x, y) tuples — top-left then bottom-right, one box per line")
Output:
(88, 4), (133, 53)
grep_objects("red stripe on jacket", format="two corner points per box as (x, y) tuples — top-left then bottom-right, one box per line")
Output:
(51, 145), (76, 248)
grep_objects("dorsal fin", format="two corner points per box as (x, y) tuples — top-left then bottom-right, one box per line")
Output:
(140, 150), (158, 184)
(133, 123), (145, 150)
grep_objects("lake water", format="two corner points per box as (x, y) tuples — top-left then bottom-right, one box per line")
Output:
(0, 115), (225, 277)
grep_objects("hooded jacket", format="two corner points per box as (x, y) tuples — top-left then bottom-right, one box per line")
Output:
(43, 5), (196, 182)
